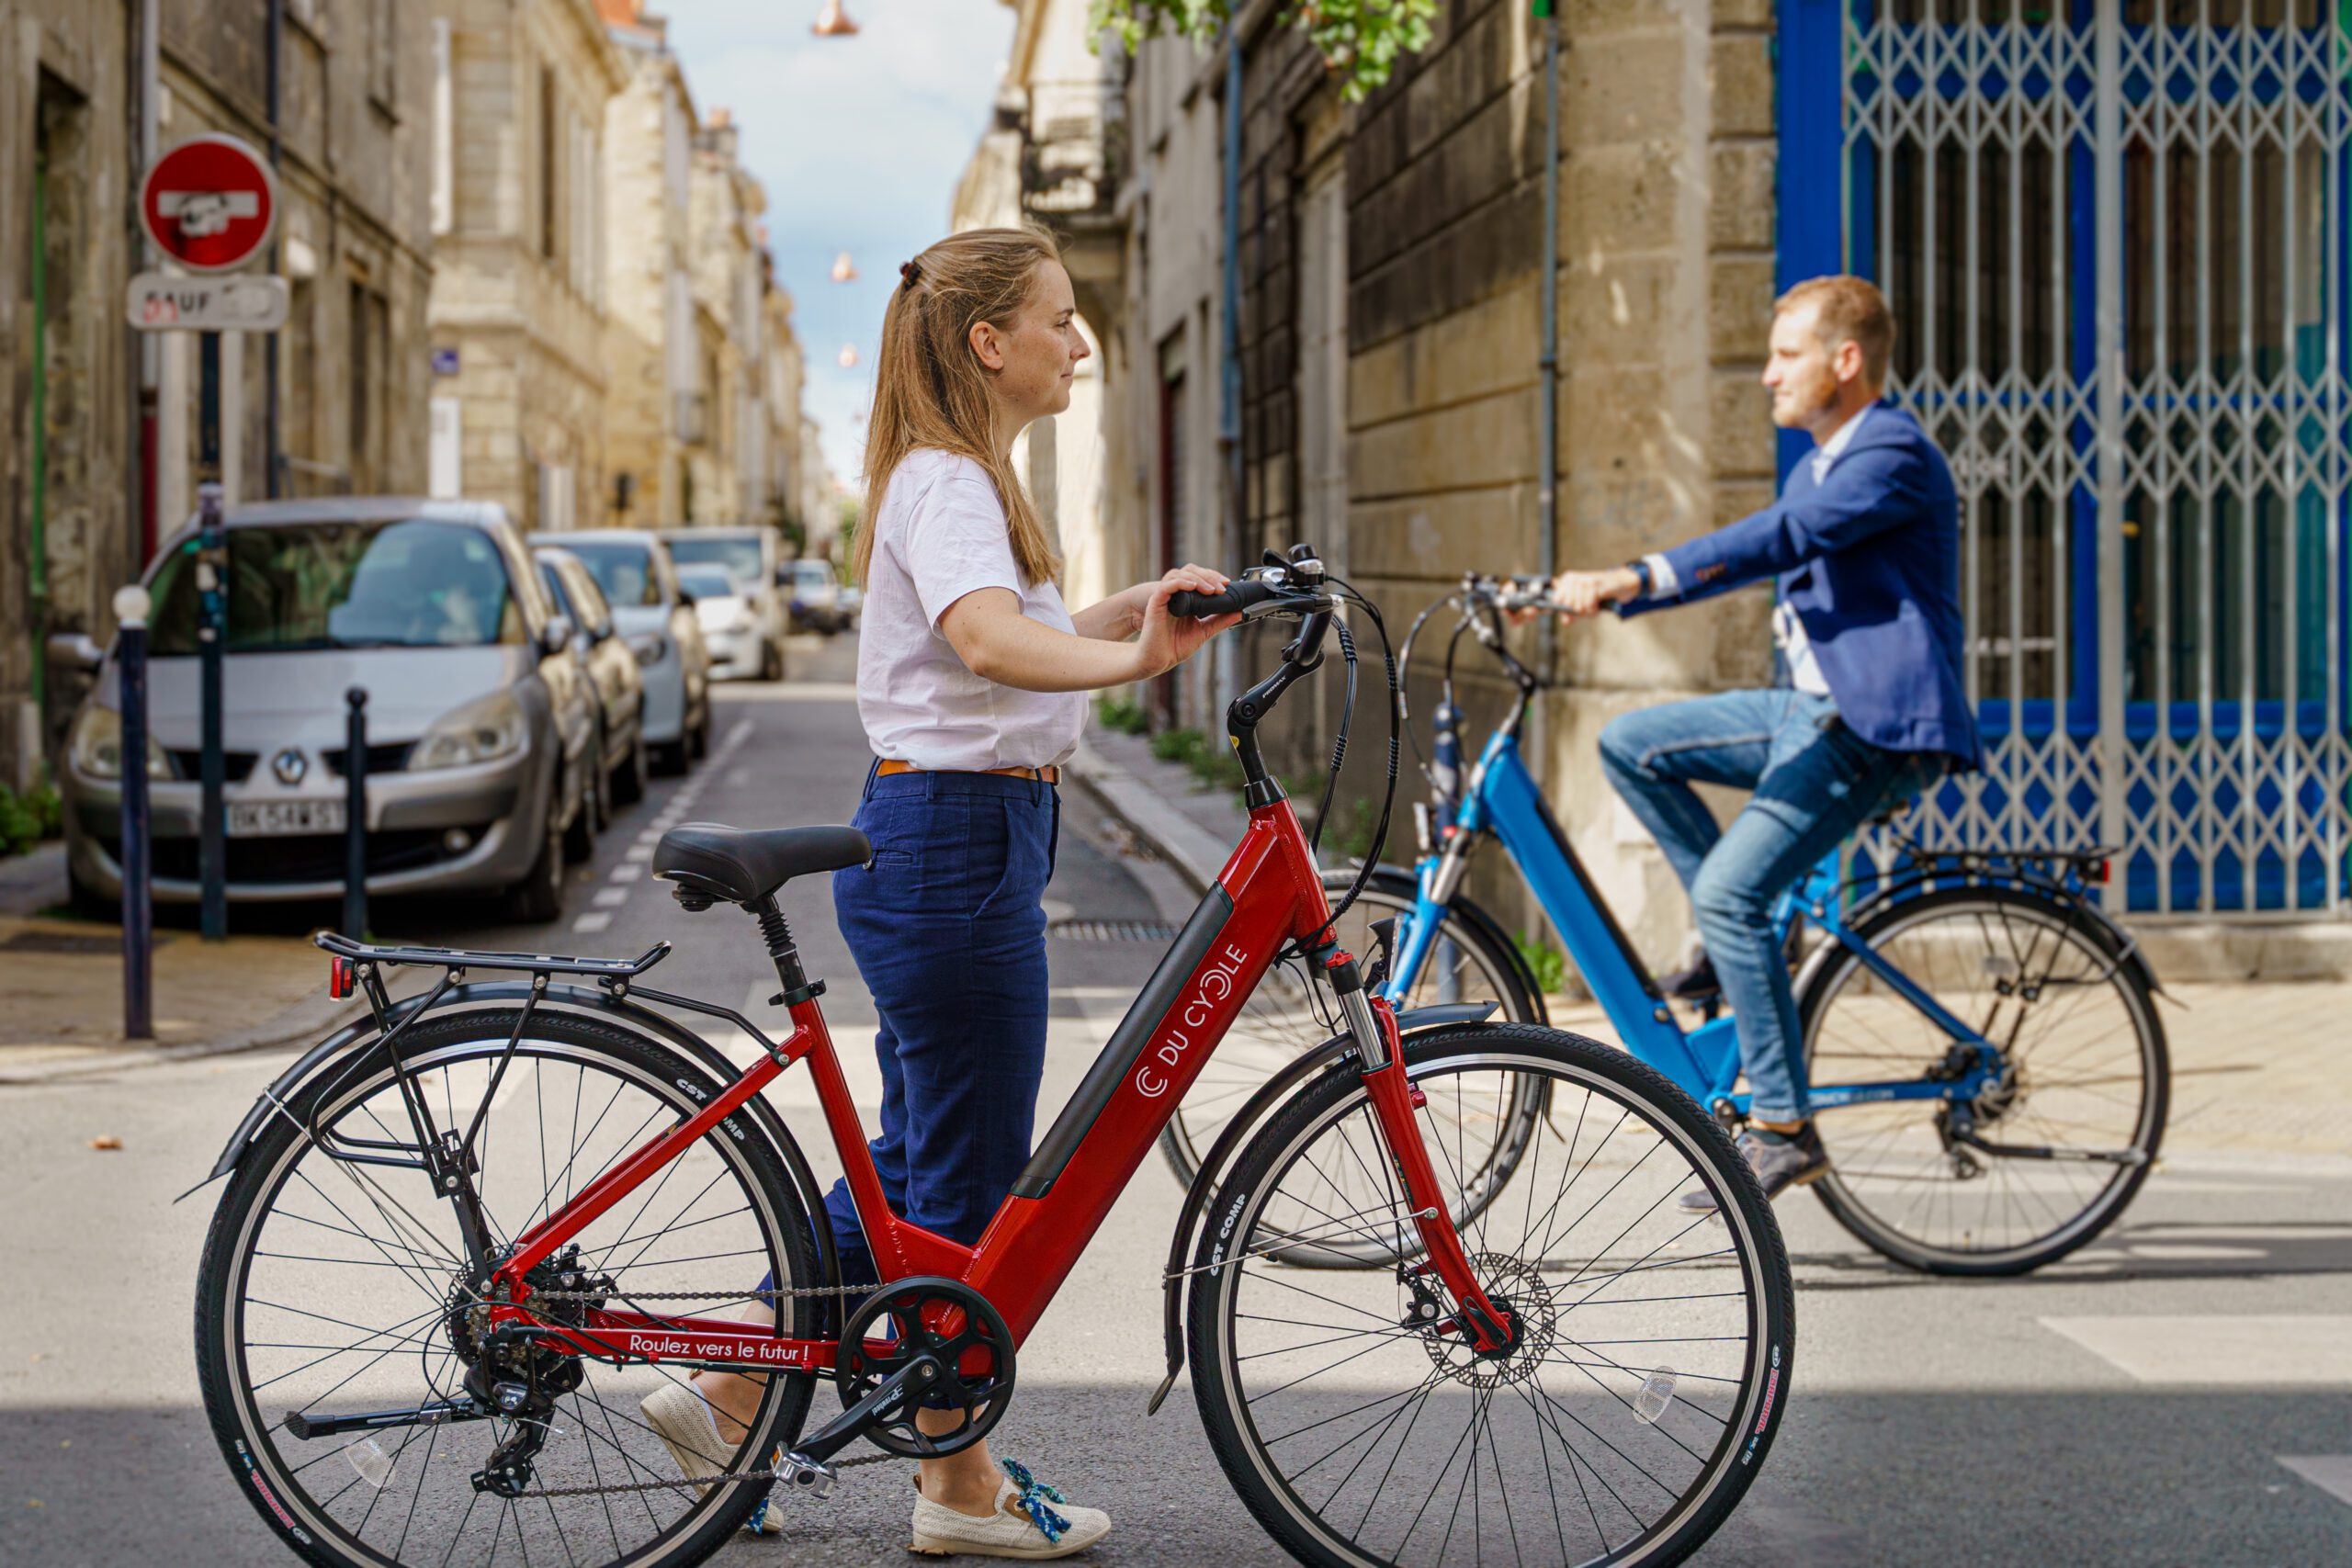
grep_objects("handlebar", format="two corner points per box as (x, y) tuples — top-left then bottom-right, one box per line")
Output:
(1167, 578), (1337, 621)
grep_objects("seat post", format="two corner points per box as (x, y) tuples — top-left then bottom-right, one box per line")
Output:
(750, 893), (817, 1004)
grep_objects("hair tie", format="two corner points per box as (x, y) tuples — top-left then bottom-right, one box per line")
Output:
(899, 259), (921, 288)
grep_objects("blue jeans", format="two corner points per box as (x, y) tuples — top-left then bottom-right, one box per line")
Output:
(1597, 690), (1944, 1122)
(819, 764), (1059, 1286)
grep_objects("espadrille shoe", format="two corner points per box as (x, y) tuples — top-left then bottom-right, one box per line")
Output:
(909, 1461), (1110, 1559)
(638, 1382), (786, 1535)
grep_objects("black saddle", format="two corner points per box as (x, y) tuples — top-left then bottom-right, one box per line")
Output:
(652, 823), (872, 906)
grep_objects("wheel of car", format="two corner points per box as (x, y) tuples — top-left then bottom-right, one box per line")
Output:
(762, 639), (784, 682)
(504, 788), (568, 924)
(66, 863), (116, 922)
(613, 728), (650, 805)
(690, 706), (712, 761)
(565, 728), (605, 863)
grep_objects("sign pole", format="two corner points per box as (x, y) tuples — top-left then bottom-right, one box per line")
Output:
(198, 481), (227, 942)
(116, 585), (155, 1041)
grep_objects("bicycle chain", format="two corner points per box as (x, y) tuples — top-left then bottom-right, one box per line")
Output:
(506, 1282), (901, 1500)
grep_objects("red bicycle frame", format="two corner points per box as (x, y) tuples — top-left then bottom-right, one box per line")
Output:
(490, 793), (1514, 1370)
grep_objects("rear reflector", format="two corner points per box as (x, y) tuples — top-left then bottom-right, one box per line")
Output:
(329, 956), (356, 999)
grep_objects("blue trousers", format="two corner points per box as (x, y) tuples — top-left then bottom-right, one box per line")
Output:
(1597, 690), (1943, 1122)
(819, 766), (1059, 1287)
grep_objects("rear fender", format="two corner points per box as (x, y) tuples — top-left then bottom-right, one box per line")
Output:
(1149, 1001), (1496, 1412)
(187, 983), (845, 1328)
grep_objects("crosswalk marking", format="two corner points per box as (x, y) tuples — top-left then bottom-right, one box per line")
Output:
(608, 862), (643, 883)
(571, 911), (613, 934)
(2039, 1315), (2352, 1385)
(592, 887), (628, 908)
(2278, 1456), (2352, 1508)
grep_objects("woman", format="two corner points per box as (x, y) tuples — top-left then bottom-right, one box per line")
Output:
(642, 227), (1237, 1556)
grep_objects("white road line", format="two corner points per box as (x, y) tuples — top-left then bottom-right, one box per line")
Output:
(2039, 1315), (2352, 1385)
(592, 887), (628, 908)
(624, 844), (654, 862)
(727, 766), (752, 787)
(571, 911), (614, 933)
(2278, 1456), (2352, 1508)
(608, 862), (644, 883)
(727, 718), (754, 747)
(635, 828), (664, 844)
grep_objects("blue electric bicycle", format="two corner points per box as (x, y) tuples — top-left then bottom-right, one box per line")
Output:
(1166, 574), (2168, 1277)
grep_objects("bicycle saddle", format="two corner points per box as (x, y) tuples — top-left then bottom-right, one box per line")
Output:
(652, 822), (872, 905)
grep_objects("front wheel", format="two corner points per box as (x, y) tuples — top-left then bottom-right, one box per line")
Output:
(1799, 884), (2168, 1275)
(194, 1010), (822, 1568)
(1191, 1024), (1794, 1568)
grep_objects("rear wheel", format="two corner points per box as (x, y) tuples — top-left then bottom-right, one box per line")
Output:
(504, 791), (568, 924)
(1190, 1024), (1793, 1568)
(1799, 885), (2167, 1275)
(194, 1010), (821, 1568)
(565, 732), (605, 863)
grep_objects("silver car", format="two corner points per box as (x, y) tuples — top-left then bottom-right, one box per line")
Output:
(55, 498), (593, 921)
(535, 529), (711, 773)
(663, 526), (786, 679)
(537, 546), (650, 818)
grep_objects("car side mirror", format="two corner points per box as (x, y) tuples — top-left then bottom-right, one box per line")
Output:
(675, 590), (696, 610)
(543, 614), (575, 654)
(48, 631), (105, 673)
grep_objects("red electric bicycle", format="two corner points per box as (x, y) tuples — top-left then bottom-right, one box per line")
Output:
(193, 548), (1793, 1568)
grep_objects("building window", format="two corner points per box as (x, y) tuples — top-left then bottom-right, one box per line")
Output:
(368, 0), (397, 112)
(539, 66), (559, 262)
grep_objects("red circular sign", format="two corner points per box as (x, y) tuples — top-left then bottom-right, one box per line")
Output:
(139, 134), (278, 274)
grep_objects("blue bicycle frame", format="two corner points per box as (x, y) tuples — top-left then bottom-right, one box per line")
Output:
(1384, 700), (1999, 1121)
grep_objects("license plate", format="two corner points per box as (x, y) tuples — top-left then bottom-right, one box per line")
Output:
(228, 799), (347, 837)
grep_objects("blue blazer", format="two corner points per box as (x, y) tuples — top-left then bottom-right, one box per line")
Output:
(1622, 404), (1981, 767)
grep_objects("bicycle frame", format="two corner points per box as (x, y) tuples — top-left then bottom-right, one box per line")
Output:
(480, 790), (1516, 1375)
(1387, 699), (2000, 1120)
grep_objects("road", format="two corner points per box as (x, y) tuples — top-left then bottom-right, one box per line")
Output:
(3, 635), (2347, 1567)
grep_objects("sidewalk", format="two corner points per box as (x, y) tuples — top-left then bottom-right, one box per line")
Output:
(1069, 727), (2352, 1162)
(0, 899), (345, 1083)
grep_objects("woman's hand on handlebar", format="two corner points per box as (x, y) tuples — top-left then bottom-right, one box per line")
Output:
(1131, 566), (1242, 679)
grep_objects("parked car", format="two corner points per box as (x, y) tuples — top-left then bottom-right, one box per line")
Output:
(835, 574), (863, 630)
(676, 562), (765, 682)
(663, 526), (786, 680)
(52, 498), (593, 922)
(786, 558), (849, 634)
(535, 529), (710, 773)
(536, 546), (650, 817)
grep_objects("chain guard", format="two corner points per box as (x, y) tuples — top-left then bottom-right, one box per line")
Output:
(836, 1277), (1015, 1459)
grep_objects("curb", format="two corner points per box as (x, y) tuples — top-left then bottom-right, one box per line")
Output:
(1064, 738), (1229, 894)
(0, 987), (361, 1087)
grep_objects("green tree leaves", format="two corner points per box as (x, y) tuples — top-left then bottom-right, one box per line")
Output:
(1089, 1), (1438, 101)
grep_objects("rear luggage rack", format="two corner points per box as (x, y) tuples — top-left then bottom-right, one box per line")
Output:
(314, 931), (672, 980)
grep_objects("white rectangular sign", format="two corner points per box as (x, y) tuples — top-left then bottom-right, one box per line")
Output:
(126, 271), (289, 332)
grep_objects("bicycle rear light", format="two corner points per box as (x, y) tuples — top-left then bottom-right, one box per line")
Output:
(328, 955), (356, 999)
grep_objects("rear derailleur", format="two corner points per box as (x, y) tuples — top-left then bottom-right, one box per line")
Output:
(462, 1245), (613, 1498)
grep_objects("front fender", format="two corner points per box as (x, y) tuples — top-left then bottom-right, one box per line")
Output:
(1148, 1000), (1496, 1413)
(186, 983), (845, 1326)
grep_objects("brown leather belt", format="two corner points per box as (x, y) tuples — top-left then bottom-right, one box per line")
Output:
(876, 758), (1061, 785)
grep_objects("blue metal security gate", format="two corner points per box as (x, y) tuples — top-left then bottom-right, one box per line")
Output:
(1781, 0), (2352, 916)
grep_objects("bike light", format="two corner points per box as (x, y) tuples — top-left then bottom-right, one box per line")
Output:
(328, 956), (356, 999)
(2090, 857), (2110, 884)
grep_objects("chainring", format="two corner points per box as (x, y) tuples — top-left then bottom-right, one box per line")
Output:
(836, 1277), (1016, 1459)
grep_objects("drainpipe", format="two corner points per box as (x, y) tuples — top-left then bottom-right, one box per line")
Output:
(265, 0), (283, 498)
(1535, 2), (1560, 688)
(1219, 29), (1244, 704)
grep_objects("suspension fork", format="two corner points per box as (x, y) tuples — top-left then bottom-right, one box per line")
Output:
(1332, 963), (1516, 1354)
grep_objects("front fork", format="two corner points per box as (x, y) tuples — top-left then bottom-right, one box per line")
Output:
(1334, 966), (1517, 1356)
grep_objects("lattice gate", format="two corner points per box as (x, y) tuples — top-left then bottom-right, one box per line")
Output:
(1782, 0), (2352, 916)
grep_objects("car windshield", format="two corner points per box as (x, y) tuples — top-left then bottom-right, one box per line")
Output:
(678, 564), (740, 601)
(666, 535), (764, 584)
(149, 518), (525, 654)
(795, 562), (833, 589)
(564, 540), (662, 607)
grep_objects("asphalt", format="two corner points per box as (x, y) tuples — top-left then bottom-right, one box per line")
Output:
(2, 635), (2346, 1568)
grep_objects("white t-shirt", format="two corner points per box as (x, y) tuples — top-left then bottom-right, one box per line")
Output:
(856, 448), (1088, 771)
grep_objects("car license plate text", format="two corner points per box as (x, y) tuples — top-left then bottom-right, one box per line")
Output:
(228, 800), (347, 837)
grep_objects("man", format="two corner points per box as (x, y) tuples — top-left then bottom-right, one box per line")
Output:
(1544, 276), (1978, 1211)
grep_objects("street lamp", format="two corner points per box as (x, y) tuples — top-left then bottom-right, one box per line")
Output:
(838, 344), (860, 369)
(811, 1), (859, 38)
(831, 251), (858, 283)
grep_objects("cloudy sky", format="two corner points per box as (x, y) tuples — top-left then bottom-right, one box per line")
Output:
(663, 0), (1019, 498)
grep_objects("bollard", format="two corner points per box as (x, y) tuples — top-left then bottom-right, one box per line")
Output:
(344, 687), (368, 942)
(197, 481), (229, 942)
(115, 585), (154, 1041)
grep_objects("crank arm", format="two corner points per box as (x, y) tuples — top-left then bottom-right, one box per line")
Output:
(281, 1395), (488, 1441)
(786, 1351), (944, 1468)
(1950, 1129), (2149, 1166)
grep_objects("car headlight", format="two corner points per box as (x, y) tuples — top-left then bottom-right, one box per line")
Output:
(69, 705), (171, 780)
(409, 691), (527, 771)
(628, 632), (668, 667)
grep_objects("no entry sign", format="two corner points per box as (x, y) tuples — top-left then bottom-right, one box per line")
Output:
(140, 134), (278, 274)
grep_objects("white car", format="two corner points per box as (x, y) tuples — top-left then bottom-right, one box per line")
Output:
(786, 558), (849, 634)
(677, 563), (764, 682)
(663, 527), (786, 680)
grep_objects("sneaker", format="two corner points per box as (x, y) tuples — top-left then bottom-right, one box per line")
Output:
(1657, 951), (1721, 999)
(638, 1382), (786, 1535)
(1679, 1122), (1829, 1213)
(910, 1461), (1111, 1560)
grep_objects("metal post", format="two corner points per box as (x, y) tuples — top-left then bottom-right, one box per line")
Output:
(2093, 0), (2127, 861)
(197, 481), (228, 941)
(344, 688), (368, 941)
(115, 586), (155, 1041)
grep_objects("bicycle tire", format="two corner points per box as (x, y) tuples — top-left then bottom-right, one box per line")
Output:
(1797, 884), (2168, 1276)
(1159, 869), (1546, 1199)
(1190, 1023), (1795, 1568)
(195, 1010), (821, 1568)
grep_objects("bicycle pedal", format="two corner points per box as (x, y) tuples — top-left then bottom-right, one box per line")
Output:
(775, 1450), (836, 1499)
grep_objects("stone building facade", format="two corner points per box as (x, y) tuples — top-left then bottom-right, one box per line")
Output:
(0, 0), (437, 788)
(681, 107), (764, 526)
(426, 0), (623, 532)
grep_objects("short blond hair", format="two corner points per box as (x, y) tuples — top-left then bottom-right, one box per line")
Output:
(1775, 276), (1894, 389)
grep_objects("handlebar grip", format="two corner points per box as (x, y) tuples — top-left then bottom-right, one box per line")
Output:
(1168, 580), (1279, 619)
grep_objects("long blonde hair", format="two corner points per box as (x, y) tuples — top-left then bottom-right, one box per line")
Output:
(855, 227), (1063, 589)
